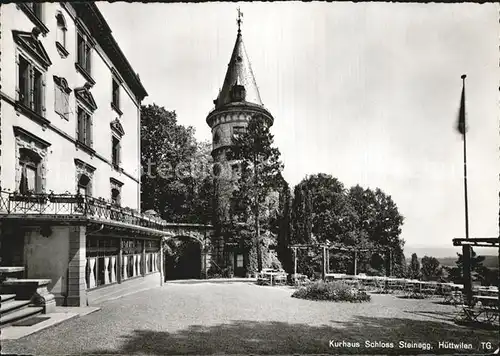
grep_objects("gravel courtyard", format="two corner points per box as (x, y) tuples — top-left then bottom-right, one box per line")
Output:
(2, 281), (497, 355)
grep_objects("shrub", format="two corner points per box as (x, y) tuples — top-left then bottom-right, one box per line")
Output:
(291, 280), (371, 302)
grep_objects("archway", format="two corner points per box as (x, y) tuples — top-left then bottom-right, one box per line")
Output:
(164, 236), (202, 281)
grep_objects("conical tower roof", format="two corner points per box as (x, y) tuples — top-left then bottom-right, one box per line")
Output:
(214, 28), (263, 109)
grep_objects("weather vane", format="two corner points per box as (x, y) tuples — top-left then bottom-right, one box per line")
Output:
(237, 7), (243, 33)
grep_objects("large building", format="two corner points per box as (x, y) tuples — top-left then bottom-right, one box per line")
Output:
(0, 2), (164, 310)
(206, 16), (275, 277)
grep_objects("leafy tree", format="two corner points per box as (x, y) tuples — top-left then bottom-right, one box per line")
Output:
(408, 253), (421, 279)
(228, 117), (283, 272)
(290, 176), (405, 276)
(421, 256), (443, 281)
(275, 179), (293, 278)
(291, 184), (313, 244)
(141, 104), (212, 223)
(449, 248), (486, 284)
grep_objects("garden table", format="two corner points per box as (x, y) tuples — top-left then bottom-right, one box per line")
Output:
(459, 295), (499, 324)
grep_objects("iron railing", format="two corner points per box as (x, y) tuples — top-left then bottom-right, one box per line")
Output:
(0, 190), (167, 231)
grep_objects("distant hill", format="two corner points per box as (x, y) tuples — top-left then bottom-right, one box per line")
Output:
(404, 245), (494, 259)
(437, 255), (499, 269)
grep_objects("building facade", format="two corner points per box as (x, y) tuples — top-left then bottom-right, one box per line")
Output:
(0, 2), (164, 307)
(206, 20), (275, 277)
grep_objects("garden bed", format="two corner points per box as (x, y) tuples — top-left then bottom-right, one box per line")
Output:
(291, 280), (371, 302)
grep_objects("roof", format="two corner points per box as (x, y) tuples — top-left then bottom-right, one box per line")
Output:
(67, 3), (148, 101)
(214, 30), (263, 109)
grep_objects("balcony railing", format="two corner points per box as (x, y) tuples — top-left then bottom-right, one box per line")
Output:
(0, 190), (167, 231)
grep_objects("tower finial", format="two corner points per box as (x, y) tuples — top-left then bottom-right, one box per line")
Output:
(237, 7), (243, 34)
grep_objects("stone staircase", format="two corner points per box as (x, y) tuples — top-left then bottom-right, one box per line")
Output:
(0, 293), (43, 327)
(0, 272), (55, 328)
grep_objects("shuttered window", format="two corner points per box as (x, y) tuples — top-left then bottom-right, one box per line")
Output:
(77, 107), (93, 147)
(17, 55), (45, 115)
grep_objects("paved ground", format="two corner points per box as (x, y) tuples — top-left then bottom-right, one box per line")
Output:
(2, 282), (498, 355)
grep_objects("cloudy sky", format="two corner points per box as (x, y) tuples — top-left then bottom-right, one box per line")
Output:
(98, 2), (499, 254)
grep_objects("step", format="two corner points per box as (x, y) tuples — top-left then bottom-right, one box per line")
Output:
(2, 278), (51, 287)
(0, 306), (43, 326)
(1, 299), (31, 314)
(0, 294), (17, 303)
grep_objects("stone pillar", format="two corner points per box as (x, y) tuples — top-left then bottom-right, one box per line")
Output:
(67, 225), (87, 306)
(159, 240), (164, 286)
(118, 238), (122, 283)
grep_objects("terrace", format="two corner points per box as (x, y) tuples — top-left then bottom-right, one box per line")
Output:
(0, 190), (167, 232)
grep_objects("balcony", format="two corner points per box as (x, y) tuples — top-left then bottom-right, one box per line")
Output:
(0, 190), (167, 231)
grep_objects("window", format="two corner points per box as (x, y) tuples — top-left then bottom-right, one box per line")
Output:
(54, 76), (71, 120)
(17, 55), (45, 116)
(112, 136), (121, 168)
(111, 188), (121, 206)
(78, 174), (91, 196)
(77, 32), (92, 75)
(232, 126), (246, 139)
(55, 12), (68, 57)
(26, 3), (43, 20)
(77, 107), (92, 147)
(18, 148), (42, 194)
(75, 158), (95, 197)
(19, 4), (48, 35)
(236, 254), (244, 268)
(112, 78), (120, 112)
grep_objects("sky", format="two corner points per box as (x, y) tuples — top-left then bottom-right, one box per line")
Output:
(98, 2), (499, 255)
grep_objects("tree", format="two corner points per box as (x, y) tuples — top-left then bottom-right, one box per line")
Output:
(449, 248), (486, 284)
(228, 117), (283, 272)
(408, 253), (421, 279)
(421, 256), (443, 281)
(291, 184), (313, 244)
(141, 104), (213, 223)
(275, 179), (293, 279)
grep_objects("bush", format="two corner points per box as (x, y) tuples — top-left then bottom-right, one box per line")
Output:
(291, 280), (371, 302)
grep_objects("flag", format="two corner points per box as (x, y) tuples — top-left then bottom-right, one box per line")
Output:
(457, 76), (466, 135)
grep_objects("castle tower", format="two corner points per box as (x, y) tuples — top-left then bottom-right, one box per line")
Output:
(206, 12), (274, 275)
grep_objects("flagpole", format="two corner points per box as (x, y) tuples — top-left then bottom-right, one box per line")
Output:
(461, 74), (470, 241)
(459, 74), (473, 306)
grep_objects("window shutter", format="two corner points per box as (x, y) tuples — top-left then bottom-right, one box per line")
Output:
(118, 140), (122, 166)
(29, 65), (34, 109)
(88, 115), (93, 147)
(76, 109), (81, 140)
(15, 56), (20, 98)
(42, 75), (46, 116)
(54, 86), (59, 115)
(63, 92), (70, 120)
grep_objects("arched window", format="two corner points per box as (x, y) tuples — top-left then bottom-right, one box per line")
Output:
(78, 174), (91, 196)
(56, 12), (66, 48)
(19, 148), (42, 194)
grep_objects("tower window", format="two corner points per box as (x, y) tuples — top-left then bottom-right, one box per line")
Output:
(232, 126), (246, 139)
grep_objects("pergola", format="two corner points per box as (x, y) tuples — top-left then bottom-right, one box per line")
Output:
(452, 237), (499, 306)
(289, 243), (394, 280)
